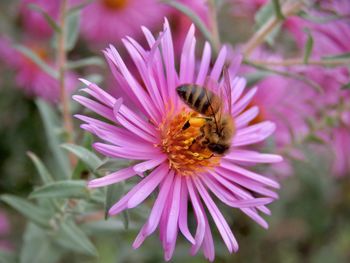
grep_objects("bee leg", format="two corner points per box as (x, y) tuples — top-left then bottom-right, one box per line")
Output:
(182, 120), (190, 130)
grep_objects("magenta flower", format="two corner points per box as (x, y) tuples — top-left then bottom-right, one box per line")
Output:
(0, 38), (77, 103)
(19, 0), (60, 39)
(80, 0), (170, 46)
(74, 20), (282, 260)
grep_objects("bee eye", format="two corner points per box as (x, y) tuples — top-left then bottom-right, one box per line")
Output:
(208, 143), (228, 154)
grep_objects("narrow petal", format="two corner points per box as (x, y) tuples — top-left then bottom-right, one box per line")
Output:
(193, 177), (238, 253)
(196, 42), (211, 85)
(180, 24), (196, 83)
(178, 178), (195, 244)
(166, 175), (182, 245)
(220, 160), (280, 189)
(109, 164), (169, 215)
(94, 143), (160, 160)
(88, 166), (136, 188)
(210, 46), (227, 81)
(224, 149), (283, 163)
(187, 177), (206, 254)
(232, 87), (257, 116)
(133, 155), (167, 174)
(133, 170), (175, 248)
(235, 106), (259, 128)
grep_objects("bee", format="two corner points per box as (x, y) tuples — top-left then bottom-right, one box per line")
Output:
(176, 69), (235, 155)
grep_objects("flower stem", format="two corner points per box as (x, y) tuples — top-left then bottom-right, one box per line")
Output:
(58, 0), (76, 166)
(248, 57), (350, 67)
(243, 1), (304, 57)
(207, 0), (220, 53)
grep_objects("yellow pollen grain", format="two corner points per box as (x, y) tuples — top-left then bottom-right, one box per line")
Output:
(158, 108), (220, 176)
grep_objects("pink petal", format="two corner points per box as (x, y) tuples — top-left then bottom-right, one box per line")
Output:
(178, 178), (195, 244)
(196, 42), (212, 85)
(133, 170), (175, 248)
(109, 164), (169, 215)
(193, 177), (238, 253)
(88, 166), (135, 188)
(224, 149), (283, 163)
(186, 177), (206, 254)
(133, 155), (167, 174)
(220, 160), (280, 188)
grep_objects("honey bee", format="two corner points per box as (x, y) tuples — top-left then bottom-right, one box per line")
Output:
(176, 69), (235, 155)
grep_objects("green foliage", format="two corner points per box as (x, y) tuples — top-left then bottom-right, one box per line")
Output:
(0, 195), (52, 228)
(28, 4), (61, 33)
(36, 100), (70, 179)
(65, 10), (80, 51)
(254, 1), (282, 45)
(303, 29), (314, 64)
(29, 180), (90, 199)
(61, 144), (103, 172)
(15, 45), (58, 78)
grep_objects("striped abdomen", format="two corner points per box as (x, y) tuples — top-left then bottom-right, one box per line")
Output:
(176, 84), (221, 116)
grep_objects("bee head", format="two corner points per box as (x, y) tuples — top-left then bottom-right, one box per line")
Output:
(208, 143), (229, 155)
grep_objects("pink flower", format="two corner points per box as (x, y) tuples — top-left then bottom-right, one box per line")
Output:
(0, 38), (77, 103)
(80, 0), (170, 46)
(74, 20), (282, 261)
(19, 0), (60, 39)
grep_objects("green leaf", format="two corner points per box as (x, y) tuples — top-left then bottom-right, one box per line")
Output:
(27, 151), (54, 184)
(36, 100), (70, 179)
(162, 0), (215, 51)
(342, 82), (350, 89)
(62, 144), (102, 171)
(20, 224), (64, 263)
(303, 29), (314, 64)
(57, 220), (98, 257)
(304, 134), (326, 144)
(66, 57), (105, 70)
(65, 10), (80, 51)
(30, 180), (90, 199)
(322, 52), (350, 60)
(28, 4), (61, 33)
(254, 2), (281, 45)
(0, 251), (16, 263)
(245, 71), (271, 87)
(0, 195), (51, 228)
(255, 2), (274, 28)
(104, 183), (129, 229)
(15, 45), (58, 78)
(96, 158), (131, 175)
(66, 0), (94, 16)
(272, 0), (284, 20)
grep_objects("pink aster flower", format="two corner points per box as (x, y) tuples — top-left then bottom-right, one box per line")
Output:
(80, 0), (170, 46)
(0, 38), (77, 103)
(19, 0), (60, 39)
(74, 20), (282, 261)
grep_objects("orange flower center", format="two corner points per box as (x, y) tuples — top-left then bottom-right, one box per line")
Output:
(102, 0), (128, 9)
(158, 108), (220, 176)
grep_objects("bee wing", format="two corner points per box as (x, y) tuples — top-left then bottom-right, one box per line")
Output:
(223, 65), (233, 115)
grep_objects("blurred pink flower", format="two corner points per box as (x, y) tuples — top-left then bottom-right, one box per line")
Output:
(80, 0), (208, 50)
(80, 0), (170, 46)
(0, 38), (77, 103)
(19, 0), (60, 39)
(74, 20), (282, 260)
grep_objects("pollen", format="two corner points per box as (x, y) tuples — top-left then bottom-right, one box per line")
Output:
(102, 0), (128, 9)
(158, 108), (220, 176)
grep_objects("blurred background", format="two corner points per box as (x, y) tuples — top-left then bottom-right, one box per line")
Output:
(0, 0), (349, 262)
